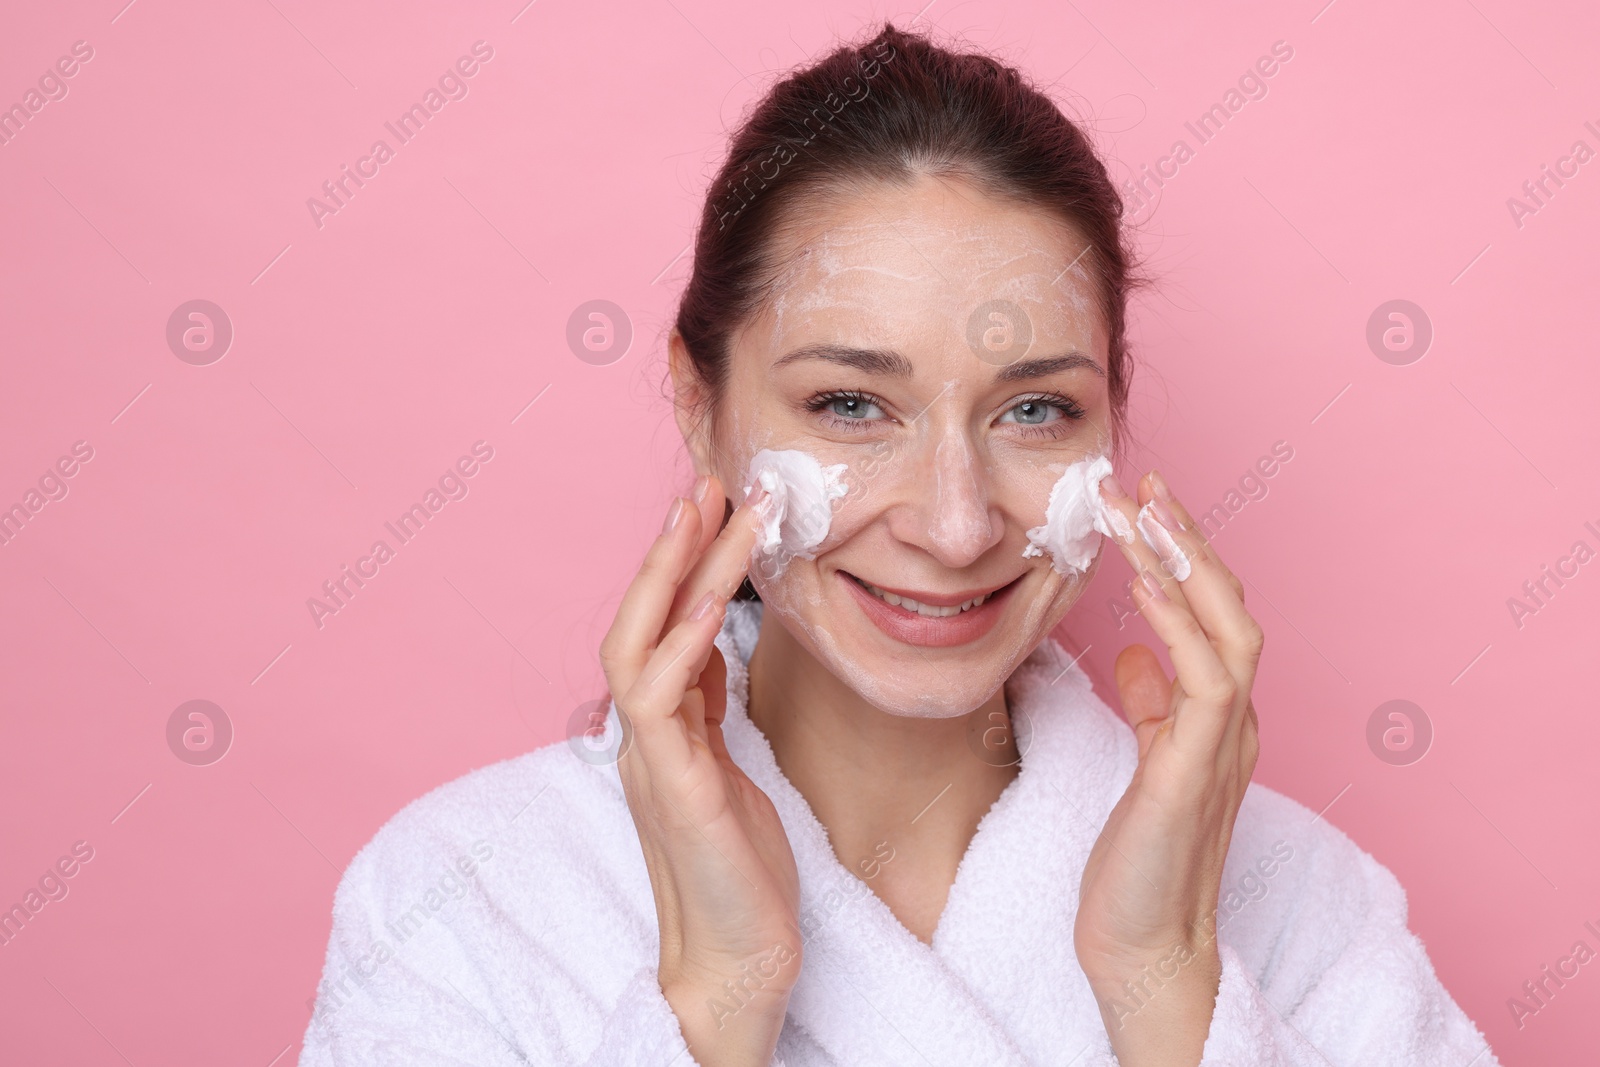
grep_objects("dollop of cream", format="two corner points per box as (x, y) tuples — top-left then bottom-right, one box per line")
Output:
(1022, 453), (1134, 577)
(743, 448), (850, 579)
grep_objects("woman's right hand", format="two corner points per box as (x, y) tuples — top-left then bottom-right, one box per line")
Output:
(599, 474), (802, 1067)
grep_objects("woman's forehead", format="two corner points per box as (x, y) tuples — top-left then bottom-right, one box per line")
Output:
(745, 190), (1102, 365)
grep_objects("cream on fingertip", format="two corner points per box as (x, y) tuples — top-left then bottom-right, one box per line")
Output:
(1136, 503), (1192, 581)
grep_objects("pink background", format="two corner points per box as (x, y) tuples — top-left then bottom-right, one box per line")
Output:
(2, 0), (1596, 1062)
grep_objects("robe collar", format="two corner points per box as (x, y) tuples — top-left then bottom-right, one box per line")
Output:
(709, 600), (1138, 1065)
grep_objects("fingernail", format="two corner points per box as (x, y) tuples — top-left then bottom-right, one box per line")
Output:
(1149, 494), (1183, 535)
(690, 589), (719, 620)
(691, 475), (712, 504)
(745, 480), (770, 507)
(662, 497), (687, 536)
(1096, 494), (1136, 544)
(1138, 568), (1170, 602)
(1098, 472), (1127, 501)
(1150, 469), (1175, 503)
(1137, 503), (1193, 581)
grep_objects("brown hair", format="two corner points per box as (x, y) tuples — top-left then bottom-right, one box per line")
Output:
(673, 20), (1141, 443)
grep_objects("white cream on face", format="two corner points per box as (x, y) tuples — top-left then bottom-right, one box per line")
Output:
(1022, 453), (1134, 577)
(743, 448), (850, 579)
(720, 176), (1109, 719)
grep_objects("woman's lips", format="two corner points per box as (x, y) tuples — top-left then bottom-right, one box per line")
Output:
(839, 571), (1018, 648)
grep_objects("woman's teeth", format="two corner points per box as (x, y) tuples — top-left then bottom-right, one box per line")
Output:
(862, 581), (991, 617)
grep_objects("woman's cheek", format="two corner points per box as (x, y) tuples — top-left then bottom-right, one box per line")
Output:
(803, 442), (911, 552)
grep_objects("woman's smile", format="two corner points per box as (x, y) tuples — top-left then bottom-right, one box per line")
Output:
(835, 568), (1024, 648)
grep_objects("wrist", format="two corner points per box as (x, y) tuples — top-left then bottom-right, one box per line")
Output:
(1084, 938), (1222, 1067)
(662, 975), (793, 1067)
(660, 944), (800, 1067)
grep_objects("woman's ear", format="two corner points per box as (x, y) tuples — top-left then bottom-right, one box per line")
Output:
(669, 330), (716, 476)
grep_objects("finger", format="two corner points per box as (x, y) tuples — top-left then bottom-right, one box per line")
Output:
(1114, 644), (1172, 761)
(665, 485), (766, 630)
(1103, 474), (1237, 749)
(599, 495), (707, 691)
(1100, 471), (1260, 746)
(1098, 473), (1196, 617)
(1138, 471), (1264, 690)
(1126, 563), (1240, 753)
(621, 592), (728, 780)
(680, 475), (734, 682)
(688, 472), (722, 558)
(679, 686), (709, 746)
(696, 646), (737, 767)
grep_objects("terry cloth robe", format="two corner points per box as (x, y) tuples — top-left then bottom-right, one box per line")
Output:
(299, 600), (1501, 1066)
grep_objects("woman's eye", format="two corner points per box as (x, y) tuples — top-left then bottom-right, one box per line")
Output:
(1002, 399), (1062, 426)
(827, 395), (884, 420)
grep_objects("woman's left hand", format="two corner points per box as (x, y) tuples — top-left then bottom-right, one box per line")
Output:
(1073, 469), (1264, 1067)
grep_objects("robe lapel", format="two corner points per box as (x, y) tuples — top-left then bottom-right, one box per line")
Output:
(713, 604), (1137, 1066)
(926, 640), (1138, 1064)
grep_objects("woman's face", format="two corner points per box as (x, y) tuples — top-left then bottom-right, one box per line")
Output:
(684, 174), (1115, 718)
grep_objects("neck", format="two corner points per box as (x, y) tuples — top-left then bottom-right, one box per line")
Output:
(745, 605), (1020, 941)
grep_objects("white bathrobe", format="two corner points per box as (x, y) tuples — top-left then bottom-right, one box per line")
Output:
(299, 601), (1500, 1066)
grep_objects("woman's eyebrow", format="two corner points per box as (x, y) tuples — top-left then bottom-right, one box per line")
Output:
(772, 343), (916, 376)
(994, 352), (1105, 382)
(772, 344), (1103, 381)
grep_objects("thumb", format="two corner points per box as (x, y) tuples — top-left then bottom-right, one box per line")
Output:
(1114, 644), (1172, 759)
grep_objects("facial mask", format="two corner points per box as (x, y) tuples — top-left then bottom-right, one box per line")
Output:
(743, 448), (850, 579)
(1022, 453), (1134, 577)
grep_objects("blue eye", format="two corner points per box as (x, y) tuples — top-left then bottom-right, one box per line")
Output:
(1007, 400), (1057, 425)
(1000, 393), (1087, 428)
(808, 391), (886, 421)
(832, 396), (874, 418)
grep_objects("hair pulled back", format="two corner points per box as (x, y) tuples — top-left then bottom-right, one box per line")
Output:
(673, 22), (1140, 440)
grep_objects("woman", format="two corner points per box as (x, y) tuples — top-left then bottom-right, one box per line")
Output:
(300, 23), (1499, 1066)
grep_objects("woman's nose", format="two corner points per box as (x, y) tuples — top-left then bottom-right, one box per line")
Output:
(892, 433), (1004, 568)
